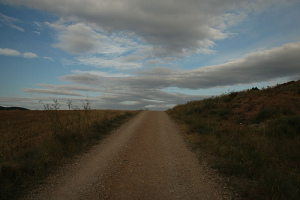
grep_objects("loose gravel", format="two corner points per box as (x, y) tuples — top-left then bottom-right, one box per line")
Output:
(23, 111), (231, 200)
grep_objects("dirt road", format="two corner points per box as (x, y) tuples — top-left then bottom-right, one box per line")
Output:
(23, 111), (227, 200)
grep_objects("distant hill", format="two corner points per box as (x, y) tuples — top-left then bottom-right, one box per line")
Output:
(167, 80), (300, 199)
(168, 79), (300, 125)
(0, 106), (29, 111)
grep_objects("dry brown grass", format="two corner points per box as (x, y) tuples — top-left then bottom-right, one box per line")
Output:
(167, 80), (300, 199)
(0, 109), (138, 199)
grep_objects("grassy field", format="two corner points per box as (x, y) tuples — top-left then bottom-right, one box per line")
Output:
(167, 80), (300, 199)
(0, 106), (138, 199)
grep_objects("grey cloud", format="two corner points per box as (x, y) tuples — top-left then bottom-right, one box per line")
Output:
(22, 88), (84, 97)
(98, 88), (206, 110)
(61, 73), (106, 86)
(71, 70), (131, 78)
(1, 0), (286, 56)
(135, 67), (177, 76)
(62, 42), (300, 90)
(180, 42), (300, 89)
(21, 41), (300, 110)
(144, 59), (166, 66)
(60, 72), (207, 110)
(36, 84), (102, 92)
(130, 42), (300, 89)
(75, 56), (142, 69)
(124, 55), (144, 62)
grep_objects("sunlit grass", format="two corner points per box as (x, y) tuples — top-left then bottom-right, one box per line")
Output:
(0, 101), (139, 199)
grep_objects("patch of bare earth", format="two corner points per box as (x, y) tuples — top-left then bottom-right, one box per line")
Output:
(23, 111), (234, 200)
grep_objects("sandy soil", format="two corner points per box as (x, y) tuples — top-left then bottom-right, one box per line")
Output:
(23, 111), (232, 200)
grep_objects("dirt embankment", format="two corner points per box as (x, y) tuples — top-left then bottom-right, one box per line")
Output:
(23, 111), (232, 200)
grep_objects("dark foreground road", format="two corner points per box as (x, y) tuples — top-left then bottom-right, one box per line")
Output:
(23, 111), (227, 200)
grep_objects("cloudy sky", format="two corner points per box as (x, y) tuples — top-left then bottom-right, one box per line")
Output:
(1, 0), (300, 110)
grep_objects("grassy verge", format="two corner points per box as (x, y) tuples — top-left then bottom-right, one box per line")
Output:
(0, 105), (139, 199)
(167, 80), (300, 199)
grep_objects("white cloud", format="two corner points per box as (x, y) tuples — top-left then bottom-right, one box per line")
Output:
(2, 0), (288, 57)
(61, 58), (77, 65)
(46, 21), (138, 55)
(9, 24), (25, 32)
(0, 12), (24, 32)
(33, 21), (43, 30)
(46, 20), (145, 69)
(23, 52), (38, 58)
(0, 48), (21, 56)
(0, 48), (39, 58)
(75, 56), (141, 69)
(43, 56), (54, 61)
(49, 22), (101, 54)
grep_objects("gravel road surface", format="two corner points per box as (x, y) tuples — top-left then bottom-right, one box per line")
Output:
(23, 111), (228, 200)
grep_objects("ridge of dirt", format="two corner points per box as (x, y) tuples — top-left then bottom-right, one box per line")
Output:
(23, 111), (235, 200)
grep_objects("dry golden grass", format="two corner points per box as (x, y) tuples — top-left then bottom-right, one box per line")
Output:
(0, 109), (138, 199)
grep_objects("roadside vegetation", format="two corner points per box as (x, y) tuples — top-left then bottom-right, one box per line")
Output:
(0, 100), (138, 199)
(167, 80), (300, 199)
